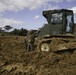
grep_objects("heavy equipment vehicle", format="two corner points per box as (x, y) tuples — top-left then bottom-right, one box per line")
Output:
(34, 9), (76, 52)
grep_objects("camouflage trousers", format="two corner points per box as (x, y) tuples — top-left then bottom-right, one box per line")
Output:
(27, 42), (34, 51)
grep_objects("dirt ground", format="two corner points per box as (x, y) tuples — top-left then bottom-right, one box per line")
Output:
(0, 36), (76, 75)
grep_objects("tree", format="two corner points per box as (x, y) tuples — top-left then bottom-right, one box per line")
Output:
(10, 28), (19, 35)
(10, 28), (28, 36)
(0, 27), (2, 32)
(18, 28), (28, 36)
(0, 27), (5, 32)
(4, 25), (13, 32)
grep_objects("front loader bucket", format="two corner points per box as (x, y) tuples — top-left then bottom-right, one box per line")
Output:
(54, 42), (76, 52)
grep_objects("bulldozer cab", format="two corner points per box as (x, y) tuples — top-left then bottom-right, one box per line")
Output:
(38, 9), (74, 37)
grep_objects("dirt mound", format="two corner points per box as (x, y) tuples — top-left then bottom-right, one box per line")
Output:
(0, 36), (76, 75)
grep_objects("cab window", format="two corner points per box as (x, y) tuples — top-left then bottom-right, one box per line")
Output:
(51, 13), (62, 23)
(66, 15), (73, 32)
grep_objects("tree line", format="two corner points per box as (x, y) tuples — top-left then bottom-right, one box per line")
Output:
(0, 25), (28, 36)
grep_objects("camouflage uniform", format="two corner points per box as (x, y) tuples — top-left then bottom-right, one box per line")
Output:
(24, 37), (28, 50)
(26, 31), (35, 51)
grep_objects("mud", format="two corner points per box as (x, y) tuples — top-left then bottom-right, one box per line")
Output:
(0, 36), (76, 75)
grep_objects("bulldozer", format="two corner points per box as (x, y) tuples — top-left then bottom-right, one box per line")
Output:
(33, 9), (76, 52)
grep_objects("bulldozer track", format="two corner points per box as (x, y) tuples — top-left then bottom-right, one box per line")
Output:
(36, 37), (76, 52)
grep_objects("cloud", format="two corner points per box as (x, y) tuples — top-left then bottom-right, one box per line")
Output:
(35, 15), (40, 19)
(67, 0), (75, 2)
(70, 7), (76, 15)
(43, 4), (60, 10)
(0, 16), (24, 27)
(0, 0), (75, 13)
(0, 0), (65, 13)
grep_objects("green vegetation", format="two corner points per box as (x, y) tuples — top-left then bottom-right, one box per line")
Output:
(4, 25), (13, 32)
(0, 25), (37, 36)
(10, 28), (28, 36)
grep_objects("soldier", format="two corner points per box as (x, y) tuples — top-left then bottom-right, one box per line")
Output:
(16, 36), (18, 40)
(26, 30), (35, 51)
(24, 36), (28, 50)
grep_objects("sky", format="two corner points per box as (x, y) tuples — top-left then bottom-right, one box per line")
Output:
(0, 0), (76, 30)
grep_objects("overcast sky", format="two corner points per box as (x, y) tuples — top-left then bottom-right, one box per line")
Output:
(0, 0), (76, 30)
